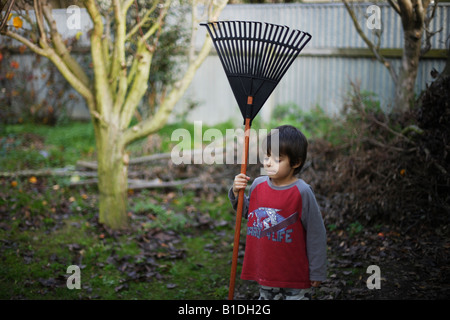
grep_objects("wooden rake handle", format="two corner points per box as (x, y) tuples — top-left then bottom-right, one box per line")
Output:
(228, 117), (251, 300)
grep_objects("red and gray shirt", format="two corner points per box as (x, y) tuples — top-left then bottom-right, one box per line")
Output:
(229, 176), (327, 289)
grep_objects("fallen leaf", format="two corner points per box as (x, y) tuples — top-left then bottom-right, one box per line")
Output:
(12, 16), (23, 29)
(114, 284), (129, 292)
(10, 61), (19, 69)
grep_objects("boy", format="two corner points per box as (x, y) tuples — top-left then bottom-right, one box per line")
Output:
(228, 125), (327, 300)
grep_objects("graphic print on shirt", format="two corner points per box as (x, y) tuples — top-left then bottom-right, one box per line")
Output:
(247, 207), (299, 243)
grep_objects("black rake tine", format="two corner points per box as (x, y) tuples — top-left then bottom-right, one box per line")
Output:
(203, 20), (311, 80)
(265, 25), (289, 80)
(258, 24), (275, 79)
(270, 30), (302, 81)
(217, 22), (234, 74)
(273, 30), (308, 81)
(201, 20), (312, 114)
(236, 21), (244, 74)
(250, 22), (258, 75)
(236, 22), (244, 75)
(228, 22), (240, 74)
(273, 28), (299, 80)
(206, 23), (231, 74)
(264, 26), (284, 80)
(274, 26), (299, 80)
(253, 23), (266, 78)
(216, 23), (232, 73)
(253, 22), (263, 76)
(243, 22), (250, 75)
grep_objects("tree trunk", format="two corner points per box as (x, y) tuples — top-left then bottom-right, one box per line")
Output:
(395, 29), (422, 112)
(2, 0), (229, 230)
(94, 122), (129, 229)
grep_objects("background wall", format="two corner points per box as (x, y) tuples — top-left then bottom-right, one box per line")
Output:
(2, 2), (448, 125)
(181, 2), (448, 125)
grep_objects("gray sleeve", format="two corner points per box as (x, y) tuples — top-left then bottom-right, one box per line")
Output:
(298, 183), (327, 282)
(228, 187), (250, 218)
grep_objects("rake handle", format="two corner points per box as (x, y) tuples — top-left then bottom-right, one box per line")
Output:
(228, 117), (251, 300)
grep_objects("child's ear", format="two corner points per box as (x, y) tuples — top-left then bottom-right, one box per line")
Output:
(292, 159), (302, 169)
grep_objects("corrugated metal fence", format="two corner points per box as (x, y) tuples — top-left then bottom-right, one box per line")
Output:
(184, 2), (449, 124)
(2, 3), (448, 124)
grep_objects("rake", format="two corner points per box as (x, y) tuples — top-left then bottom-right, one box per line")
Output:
(201, 20), (312, 300)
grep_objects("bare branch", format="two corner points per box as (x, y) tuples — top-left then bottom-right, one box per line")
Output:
(102, 14), (112, 76)
(189, 0), (199, 63)
(421, 0), (442, 56)
(343, 0), (398, 83)
(120, 43), (153, 130)
(110, 0), (128, 113)
(42, 3), (90, 87)
(397, 0), (414, 28)
(121, 0), (228, 146)
(123, 0), (135, 12)
(142, 0), (171, 43)
(4, 28), (48, 56)
(125, 1), (158, 40)
(0, 0), (15, 31)
(121, 29), (211, 145)
(33, 0), (47, 44)
(84, 0), (111, 116)
(387, 0), (401, 15)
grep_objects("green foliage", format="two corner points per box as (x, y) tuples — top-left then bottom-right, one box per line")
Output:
(347, 221), (364, 237)
(256, 89), (383, 148)
(342, 88), (383, 124)
(126, 119), (236, 156)
(133, 4), (191, 120)
(0, 122), (95, 170)
(275, 104), (333, 136)
(132, 200), (188, 231)
(257, 102), (344, 145)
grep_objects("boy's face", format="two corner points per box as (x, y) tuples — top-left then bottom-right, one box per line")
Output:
(263, 154), (300, 184)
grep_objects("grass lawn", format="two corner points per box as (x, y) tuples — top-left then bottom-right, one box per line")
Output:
(0, 121), (247, 300)
(3, 100), (446, 301)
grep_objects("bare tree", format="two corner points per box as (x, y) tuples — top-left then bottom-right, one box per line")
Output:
(343, 0), (442, 113)
(1, 0), (228, 229)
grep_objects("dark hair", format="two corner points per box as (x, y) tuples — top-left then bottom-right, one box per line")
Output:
(265, 125), (308, 175)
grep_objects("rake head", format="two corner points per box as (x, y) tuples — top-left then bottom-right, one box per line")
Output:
(201, 21), (312, 124)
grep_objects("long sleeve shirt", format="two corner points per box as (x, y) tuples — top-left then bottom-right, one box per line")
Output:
(229, 176), (327, 288)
